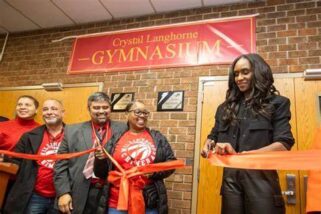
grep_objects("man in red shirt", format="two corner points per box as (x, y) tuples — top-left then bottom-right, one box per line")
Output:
(0, 95), (40, 151)
(3, 99), (65, 214)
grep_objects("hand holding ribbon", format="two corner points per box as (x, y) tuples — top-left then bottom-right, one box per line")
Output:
(100, 147), (185, 214)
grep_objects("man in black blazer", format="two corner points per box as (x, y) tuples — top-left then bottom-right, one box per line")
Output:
(4, 99), (65, 214)
(54, 92), (126, 214)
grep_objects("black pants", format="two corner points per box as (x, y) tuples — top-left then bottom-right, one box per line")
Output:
(221, 168), (285, 214)
(83, 184), (104, 214)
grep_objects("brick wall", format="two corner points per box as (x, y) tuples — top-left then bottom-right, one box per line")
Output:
(0, 0), (320, 213)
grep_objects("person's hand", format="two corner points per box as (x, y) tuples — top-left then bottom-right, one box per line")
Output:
(214, 143), (236, 155)
(58, 193), (73, 214)
(0, 154), (4, 162)
(201, 139), (215, 158)
(95, 146), (107, 160)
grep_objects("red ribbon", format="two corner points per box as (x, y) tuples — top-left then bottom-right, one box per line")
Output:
(0, 148), (95, 160)
(107, 160), (185, 214)
(207, 149), (321, 170)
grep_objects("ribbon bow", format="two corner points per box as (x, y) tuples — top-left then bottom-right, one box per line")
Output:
(101, 147), (184, 214)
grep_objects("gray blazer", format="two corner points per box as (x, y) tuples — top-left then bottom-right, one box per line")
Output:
(54, 120), (126, 214)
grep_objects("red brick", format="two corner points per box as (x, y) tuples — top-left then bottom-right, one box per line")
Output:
(277, 30), (297, 37)
(238, 9), (257, 16)
(267, 11), (286, 19)
(268, 38), (286, 45)
(287, 9), (306, 17)
(288, 50), (308, 58)
(298, 28), (317, 36)
(257, 6), (276, 14)
(296, 15), (317, 23)
(299, 57), (320, 65)
(268, 51), (287, 59)
(170, 143), (185, 150)
(308, 35), (321, 43)
(289, 65), (308, 72)
(167, 191), (183, 199)
(267, 0), (286, 6)
(295, 2), (316, 9)
(298, 42), (318, 50)
(288, 23), (306, 30)
(267, 24), (286, 32)
(278, 58), (299, 66)
(307, 7), (321, 14)
(308, 50), (321, 57)
(170, 200), (191, 209)
(257, 18), (276, 26)
(288, 36), (308, 43)
(183, 191), (192, 200)
(307, 21), (321, 28)
(277, 16), (295, 24)
(278, 44), (297, 51)
(257, 45), (278, 52)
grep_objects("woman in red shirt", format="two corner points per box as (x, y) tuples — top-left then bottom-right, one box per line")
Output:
(0, 95), (40, 151)
(94, 101), (176, 214)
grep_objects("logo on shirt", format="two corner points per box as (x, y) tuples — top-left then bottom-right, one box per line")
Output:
(39, 141), (60, 168)
(121, 138), (156, 166)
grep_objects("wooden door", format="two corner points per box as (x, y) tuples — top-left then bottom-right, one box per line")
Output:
(293, 78), (321, 214)
(0, 84), (101, 124)
(197, 81), (226, 214)
(197, 77), (301, 214)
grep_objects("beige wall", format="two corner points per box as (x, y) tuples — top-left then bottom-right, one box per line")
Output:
(0, 0), (320, 213)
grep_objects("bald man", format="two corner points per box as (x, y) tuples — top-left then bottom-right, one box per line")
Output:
(4, 99), (65, 214)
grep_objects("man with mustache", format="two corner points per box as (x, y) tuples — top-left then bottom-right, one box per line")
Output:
(54, 92), (126, 214)
(4, 99), (65, 213)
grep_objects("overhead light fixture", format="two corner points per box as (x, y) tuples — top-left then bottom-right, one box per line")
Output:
(42, 82), (63, 91)
(303, 69), (321, 80)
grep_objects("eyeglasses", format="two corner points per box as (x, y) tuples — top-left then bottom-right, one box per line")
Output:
(129, 109), (150, 117)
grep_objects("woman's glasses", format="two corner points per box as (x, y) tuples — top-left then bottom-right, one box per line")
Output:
(129, 109), (150, 117)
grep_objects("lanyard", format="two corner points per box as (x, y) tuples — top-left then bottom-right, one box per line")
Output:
(91, 122), (109, 146)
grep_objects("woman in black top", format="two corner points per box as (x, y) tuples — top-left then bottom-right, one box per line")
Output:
(201, 53), (294, 214)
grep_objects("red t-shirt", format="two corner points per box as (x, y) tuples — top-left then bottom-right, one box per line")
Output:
(34, 129), (64, 198)
(0, 118), (39, 151)
(109, 130), (156, 208)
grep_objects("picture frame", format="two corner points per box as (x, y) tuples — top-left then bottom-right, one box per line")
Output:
(157, 90), (184, 111)
(111, 92), (134, 112)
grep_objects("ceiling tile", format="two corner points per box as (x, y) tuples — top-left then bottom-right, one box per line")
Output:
(53, 0), (112, 24)
(152, 0), (202, 13)
(7, 0), (74, 28)
(100, 0), (155, 19)
(0, 0), (39, 32)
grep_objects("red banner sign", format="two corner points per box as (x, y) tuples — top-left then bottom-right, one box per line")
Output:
(67, 15), (256, 74)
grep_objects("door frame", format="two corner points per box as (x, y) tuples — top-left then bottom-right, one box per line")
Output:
(191, 73), (303, 214)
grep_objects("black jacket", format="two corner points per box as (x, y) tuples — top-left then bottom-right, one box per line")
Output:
(207, 95), (295, 204)
(94, 128), (176, 214)
(4, 125), (48, 214)
(207, 95), (294, 152)
(54, 120), (127, 214)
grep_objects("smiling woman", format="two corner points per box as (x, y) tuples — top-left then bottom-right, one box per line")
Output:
(0, 95), (40, 151)
(201, 53), (295, 214)
(94, 100), (177, 214)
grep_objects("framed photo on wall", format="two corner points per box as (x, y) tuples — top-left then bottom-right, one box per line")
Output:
(111, 92), (134, 112)
(157, 90), (184, 111)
